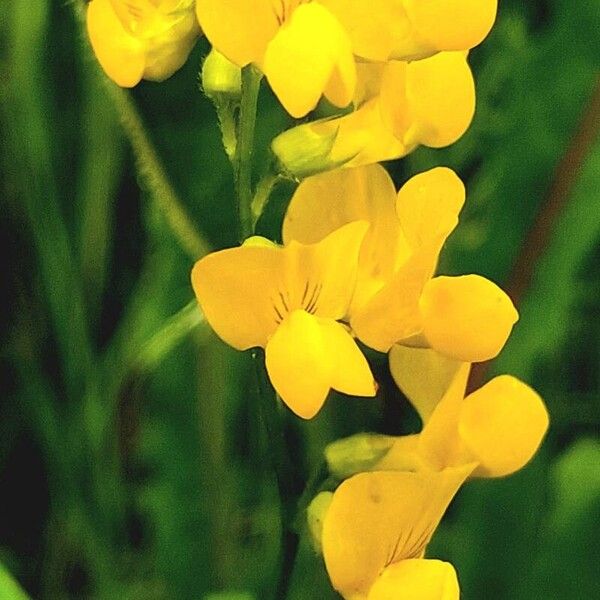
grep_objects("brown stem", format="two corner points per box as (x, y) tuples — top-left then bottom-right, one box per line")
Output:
(469, 76), (600, 391)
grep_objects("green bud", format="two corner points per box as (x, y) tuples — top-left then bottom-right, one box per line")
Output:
(201, 49), (242, 100)
(241, 235), (277, 248)
(271, 119), (355, 180)
(325, 433), (396, 480)
(306, 492), (334, 554)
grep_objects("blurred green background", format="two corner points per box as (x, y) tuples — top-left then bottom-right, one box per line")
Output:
(1, 0), (599, 598)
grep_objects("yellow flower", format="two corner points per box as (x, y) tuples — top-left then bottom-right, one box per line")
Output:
(319, 0), (498, 61)
(376, 347), (550, 478)
(86, 0), (200, 87)
(283, 164), (518, 362)
(272, 52), (475, 175)
(190, 222), (376, 419)
(196, 0), (356, 117)
(320, 465), (473, 599)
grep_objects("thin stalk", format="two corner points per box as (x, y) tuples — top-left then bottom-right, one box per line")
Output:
(232, 65), (301, 599)
(70, 0), (209, 261)
(252, 352), (304, 600)
(105, 86), (209, 260)
(0, 562), (31, 600)
(234, 66), (262, 241)
(251, 172), (284, 230)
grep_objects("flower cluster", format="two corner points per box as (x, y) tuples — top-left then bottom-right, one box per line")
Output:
(86, 0), (200, 86)
(195, 0), (497, 119)
(313, 357), (548, 599)
(85, 1), (551, 598)
(192, 165), (518, 418)
(87, 1), (493, 166)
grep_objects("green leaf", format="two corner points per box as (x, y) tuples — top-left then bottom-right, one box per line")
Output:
(0, 562), (31, 600)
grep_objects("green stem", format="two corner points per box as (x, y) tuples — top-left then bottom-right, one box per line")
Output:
(233, 66), (300, 599)
(251, 172), (283, 230)
(252, 352), (304, 600)
(0, 562), (31, 600)
(234, 66), (262, 241)
(132, 300), (207, 373)
(106, 86), (209, 260)
(70, 0), (209, 261)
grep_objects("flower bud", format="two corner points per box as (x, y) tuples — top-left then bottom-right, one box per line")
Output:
(86, 0), (200, 87)
(325, 433), (395, 479)
(272, 120), (355, 179)
(201, 49), (242, 101)
(307, 492), (333, 553)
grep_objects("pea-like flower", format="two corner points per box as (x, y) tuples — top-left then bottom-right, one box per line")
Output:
(196, 0), (356, 117)
(375, 347), (550, 478)
(273, 51), (475, 176)
(190, 222), (376, 419)
(319, 0), (498, 62)
(86, 0), (200, 87)
(283, 164), (518, 362)
(317, 464), (474, 599)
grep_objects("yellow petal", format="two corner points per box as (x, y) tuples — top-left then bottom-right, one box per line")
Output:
(389, 346), (464, 423)
(404, 0), (498, 51)
(376, 61), (412, 139)
(459, 375), (549, 477)
(404, 52), (476, 148)
(141, 7), (200, 82)
(263, 3), (355, 117)
(283, 165), (406, 299)
(318, 319), (376, 398)
(265, 310), (374, 419)
(419, 275), (519, 362)
(87, 0), (146, 87)
(418, 363), (471, 470)
(286, 221), (369, 320)
(368, 559), (460, 600)
(334, 99), (408, 167)
(395, 167), (465, 255)
(107, 0), (150, 32)
(265, 310), (331, 419)
(195, 0), (278, 66)
(354, 61), (387, 106)
(324, 38), (357, 109)
(371, 433), (424, 472)
(273, 97), (408, 175)
(318, 0), (411, 61)
(283, 165), (394, 245)
(350, 248), (433, 352)
(190, 243), (283, 350)
(322, 466), (473, 598)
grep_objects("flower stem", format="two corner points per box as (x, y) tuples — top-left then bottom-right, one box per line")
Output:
(70, 0), (209, 261)
(234, 66), (262, 241)
(107, 86), (209, 260)
(235, 65), (300, 599)
(251, 171), (284, 230)
(252, 352), (304, 600)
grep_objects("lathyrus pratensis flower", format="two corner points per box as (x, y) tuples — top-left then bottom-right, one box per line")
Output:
(195, 0), (356, 117)
(195, 0), (496, 120)
(86, 0), (200, 86)
(317, 348), (548, 598)
(191, 223), (376, 419)
(373, 347), (550, 478)
(273, 51), (475, 176)
(320, 0), (498, 62)
(283, 164), (518, 362)
(310, 464), (474, 599)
